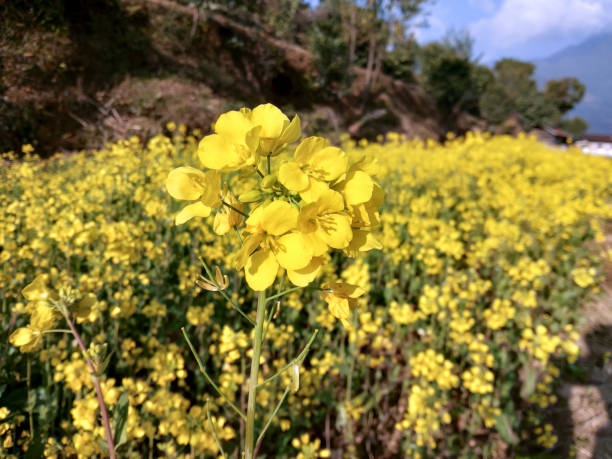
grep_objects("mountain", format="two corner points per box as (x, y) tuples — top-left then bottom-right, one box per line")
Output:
(534, 33), (612, 134)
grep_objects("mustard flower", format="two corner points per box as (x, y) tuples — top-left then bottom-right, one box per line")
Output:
(198, 109), (261, 171)
(236, 200), (313, 291)
(249, 103), (301, 156)
(165, 167), (221, 224)
(278, 136), (348, 202)
(298, 189), (352, 255)
(319, 281), (365, 327)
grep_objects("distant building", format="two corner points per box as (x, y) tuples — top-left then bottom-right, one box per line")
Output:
(575, 134), (612, 158)
(533, 127), (572, 148)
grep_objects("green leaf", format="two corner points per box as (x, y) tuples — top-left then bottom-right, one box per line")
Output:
(495, 413), (519, 445)
(520, 364), (538, 400)
(112, 392), (130, 451)
(94, 351), (115, 377)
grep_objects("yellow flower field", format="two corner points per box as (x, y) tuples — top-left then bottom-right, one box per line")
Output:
(1, 122), (611, 457)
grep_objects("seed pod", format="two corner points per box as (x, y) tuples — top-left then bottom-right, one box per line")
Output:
(291, 363), (300, 393)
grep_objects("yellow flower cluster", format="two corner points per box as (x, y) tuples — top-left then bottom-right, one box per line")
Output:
(166, 104), (383, 297)
(483, 298), (515, 330)
(396, 383), (452, 450)
(409, 350), (459, 390)
(462, 365), (495, 394)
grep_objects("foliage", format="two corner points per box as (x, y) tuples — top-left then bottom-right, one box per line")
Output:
(307, 3), (353, 95)
(558, 117), (589, 138)
(381, 38), (419, 82)
(417, 32), (491, 129)
(478, 58), (583, 131)
(543, 77), (586, 115)
(1, 127), (611, 458)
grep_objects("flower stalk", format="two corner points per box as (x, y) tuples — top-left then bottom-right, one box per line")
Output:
(65, 314), (116, 459)
(245, 290), (266, 459)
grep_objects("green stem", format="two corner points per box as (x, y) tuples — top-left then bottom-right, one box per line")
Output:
(245, 290), (266, 459)
(221, 200), (249, 218)
(262, 278), (285, 343)
(42, 329), (72, 334)
(181, 328), (246, 421)
(261, 299), (276, 344)
(264, 286), (301, 303)
(206, 399), (227, 458)
(256, 329), (319, 389)
(26, 357), (34, 439)
(64, 313), (116, 459)
(234, 227), (244, 244)
(255, 386), (290, 454)
(199, 258), (255, 326)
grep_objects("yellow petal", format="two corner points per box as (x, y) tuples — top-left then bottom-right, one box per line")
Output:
(175, 202), (212, 225)
(315, 188), (345, 213)
(200, 171), (221, 208)
(259, 201), (298, 236)
(308, 146), (348, 182)
(324, 295), (350, 320)
(236, 233), (264, 270)
(213, 212), (230, 235)
(277, 115), (301, 146)
(317, 213), (352, 249)
(331, 282), (365, 299)
(274, 232), (312, 270)
(251, 104), (288, 140)
(30, 304), (58, 330)
(9, 327), (36, 347)
(22, 275), (55, 302)
(346, 230), (382, 254)
(287, 256), (324, 287)
(214, 110), (254, 143)
(198, 134), (241, 170)
(279, 162), (309, 192)
(369, 182), (385, 209)
(299, 179), (330, 203)
(294, 136), (329, 164)
(343, 170), (373, 205)
(245, 125), (262, 158)
(166, 167), (206, 200)
(245, 249), (279, 291)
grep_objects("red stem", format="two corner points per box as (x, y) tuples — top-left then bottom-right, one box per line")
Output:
(65, 316), (116, 459)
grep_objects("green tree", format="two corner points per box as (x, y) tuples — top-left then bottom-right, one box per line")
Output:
(418, 31), (491, 128)
(558, 117), (588, 138)
(480, 58), (562, 131)
(543, 77), (586, 114)
(308, 2), (352, 95)
(311, 0), (430, 98)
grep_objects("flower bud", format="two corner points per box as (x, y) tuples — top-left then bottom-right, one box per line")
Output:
(260, 174), (277, 192)
(238, 190), (263, 203)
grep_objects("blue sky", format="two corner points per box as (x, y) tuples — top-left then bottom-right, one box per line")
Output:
(413, 0), (612, 63)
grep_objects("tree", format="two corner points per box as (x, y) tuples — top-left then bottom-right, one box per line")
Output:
(544, 77), (586, 115)
(308, 2), (352, 95)
(480, 58), (562, 131)
(311, 0), (430, 102)
(558, 117), (588, 138)
(418, 30), (490, 129)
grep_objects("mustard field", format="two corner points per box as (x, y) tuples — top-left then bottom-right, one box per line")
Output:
(1, 121), (612, 458)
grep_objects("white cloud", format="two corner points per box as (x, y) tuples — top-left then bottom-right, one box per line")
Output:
(471, 0), (612, 50)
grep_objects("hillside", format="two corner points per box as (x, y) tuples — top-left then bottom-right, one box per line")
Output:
(534, 33), (612, 134)
(0, 0), (442, 156)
